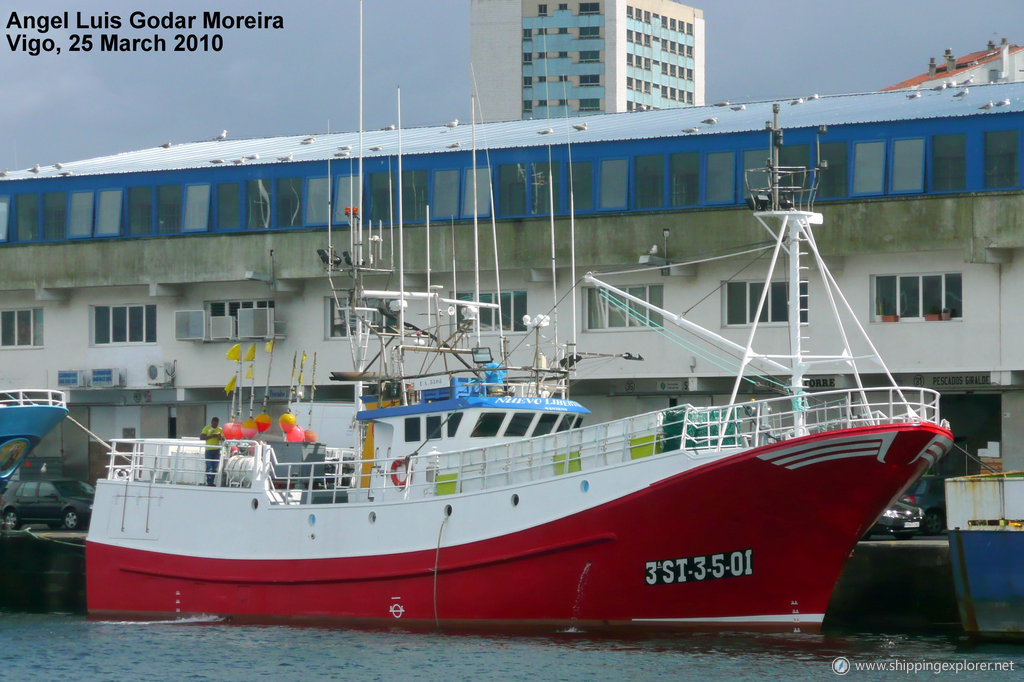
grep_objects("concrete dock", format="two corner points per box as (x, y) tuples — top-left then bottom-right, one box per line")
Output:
(1, 530), (959, 631)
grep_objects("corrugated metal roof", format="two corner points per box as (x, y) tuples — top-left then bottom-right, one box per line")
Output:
(3, 82), (1023, 182)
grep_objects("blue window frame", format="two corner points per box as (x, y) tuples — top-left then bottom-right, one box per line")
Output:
(891, 138), (925, 193)
(852, 141), (885, 195)
(705, 152), (734, 204)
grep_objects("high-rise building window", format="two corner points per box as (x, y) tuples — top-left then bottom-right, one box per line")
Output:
(538, 4), (547, 16)
(580, 2), (600, 14)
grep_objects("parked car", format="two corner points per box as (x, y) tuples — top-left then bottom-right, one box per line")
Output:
(900, 475), (947, 535)
(866, 500), (924, 540)
(1, 479), (94, 530)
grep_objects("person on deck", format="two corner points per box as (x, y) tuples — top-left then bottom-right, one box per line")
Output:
(200, 417), (224, 486)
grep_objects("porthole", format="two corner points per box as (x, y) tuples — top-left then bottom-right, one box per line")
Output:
(444, 504), (453, 517)
(368, 511), (377, 523)
(251, 498), (259, 510)
(511, 493), (520, 507)
(308, 513), (316, 527)
(580, 480), (590, 493)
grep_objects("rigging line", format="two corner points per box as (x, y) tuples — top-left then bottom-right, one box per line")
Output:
(682, 247), (772, 316)
(502, 273), (590, 359)
(596, 289), (787, 390)
(594, 241), (775, 278)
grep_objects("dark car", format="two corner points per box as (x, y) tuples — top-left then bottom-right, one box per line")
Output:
(866, 500), (924, 540)
(1, 479), (94, 530)
(900, 475), (947, 535)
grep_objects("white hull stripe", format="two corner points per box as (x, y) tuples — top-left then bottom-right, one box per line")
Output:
(759, 439), (883, 469)
(632, 613), (825, 624)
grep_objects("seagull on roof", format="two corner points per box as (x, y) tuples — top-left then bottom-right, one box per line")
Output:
(338, 145), (351, 151)
(701, 117), (717, 124)
(447, 142), (461, 148)
(953, 88), (968, 98)
(572, 122), (588, 131)
(28, 164), (40, 173)
(960, 74), (975, 85)
(59, 170), (73, 177)
(714, 100), (730, 107)
(214, 130), (227, 141)
(0, 169), (7, 177)
(979, 101), (995, 110)
(537, 127), (553, 135)
(997, 98), (1011, 106)
(790, 97), (804, 105)
(277, 153), (293, 162)
(730, 104), (746, 111)
(334, 151), (349, 157)
(54, 163), (63, 169)
(232, 158), (245, 165)
(161, 141), (172, 148)
(209, 159), (225, 164)
(368, 145), (383, 152)
(906, 91), (922, 99)
(301, 136), (316, 145)
(381, 124), (395, 131)
(246, 154), (260, 160)
(932, 82), (948, 91)
(683, 126), (699, 133)
(444, 118), (459, 129)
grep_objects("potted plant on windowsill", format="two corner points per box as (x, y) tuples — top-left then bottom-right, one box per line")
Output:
(924, 307), (942, 321)
(941, 307), (952, 321)
(881, 314), (899, 322)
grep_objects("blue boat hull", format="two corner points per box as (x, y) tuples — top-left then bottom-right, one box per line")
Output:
(949, 529), (1024, 638)
(0, 403), (69, 494)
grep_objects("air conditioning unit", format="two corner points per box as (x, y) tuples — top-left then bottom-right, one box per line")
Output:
(57, 370), (87, 388)
(146, 362), (174, 386)
(208, 315), (236, 341)
(175, 310), (205, 341)
(237, 308), (275, 339)
(91, 368), (124, 388)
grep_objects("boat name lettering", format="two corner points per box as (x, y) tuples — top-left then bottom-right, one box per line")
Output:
(644, 549), (753, 586)
(494, 397), (578, 408)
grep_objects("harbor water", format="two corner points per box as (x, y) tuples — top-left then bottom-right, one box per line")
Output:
(0, 612), (1020, 680)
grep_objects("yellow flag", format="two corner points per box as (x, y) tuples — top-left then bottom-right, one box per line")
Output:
(298, 351), (307, 384)
(245, 365), (254, 379)
(243, 344), (256, 363)
(224, 375), (237, 394)
(265, 339), (275, 354)
(226, 344), (241, 362)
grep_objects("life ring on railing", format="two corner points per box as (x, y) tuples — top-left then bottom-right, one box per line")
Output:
(389, 457), (409, 487)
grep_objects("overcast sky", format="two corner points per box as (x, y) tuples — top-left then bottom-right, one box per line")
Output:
(1, 0), (1020, 168)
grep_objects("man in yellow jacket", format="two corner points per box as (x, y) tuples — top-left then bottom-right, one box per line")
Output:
(200, 417), (224, 486)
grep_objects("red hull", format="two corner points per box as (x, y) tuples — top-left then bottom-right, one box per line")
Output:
(87, 423), (948, 630)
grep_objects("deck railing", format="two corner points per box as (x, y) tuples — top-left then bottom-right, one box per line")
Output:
(0, 389), (66, 408)
(103, 387), (942, 505)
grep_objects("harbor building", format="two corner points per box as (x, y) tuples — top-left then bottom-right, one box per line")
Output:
(470, 0), (705, 121)
(886, 38), (1024, 92)
(0, 81), (1022, 480)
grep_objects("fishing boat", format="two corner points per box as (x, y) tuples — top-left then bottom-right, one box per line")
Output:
(0, 389), (68, 498)
(946, 472), (1024, 639)
(85, 111), (951, 631)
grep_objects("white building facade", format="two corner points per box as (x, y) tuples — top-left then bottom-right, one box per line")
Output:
(470, 0), (705, 121)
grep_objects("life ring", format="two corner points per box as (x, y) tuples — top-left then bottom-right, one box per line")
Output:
(390, 457), (408, 487)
